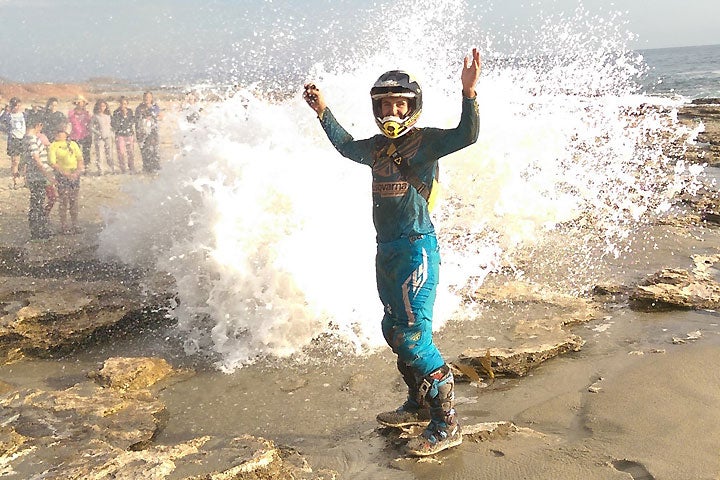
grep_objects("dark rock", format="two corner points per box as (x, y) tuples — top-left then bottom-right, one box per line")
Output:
(690, 98), (720, 105)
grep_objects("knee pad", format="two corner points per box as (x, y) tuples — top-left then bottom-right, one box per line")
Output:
(383, 320), (444, 374)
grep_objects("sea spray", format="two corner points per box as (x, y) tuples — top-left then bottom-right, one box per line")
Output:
(99, 0), (703, 371)
(100, 89), (383, 372)
(435, 6), (703, 289)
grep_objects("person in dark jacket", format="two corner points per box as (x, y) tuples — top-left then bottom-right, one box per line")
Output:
(111, 96), (136, 173)
(42, 97), (67, 147)
(135, 91), (161, 173)
(21, 111), (55, 239)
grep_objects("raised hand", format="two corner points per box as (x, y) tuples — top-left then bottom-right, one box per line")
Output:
(303, 83), (327, 116)
(461, 48), (481, 98)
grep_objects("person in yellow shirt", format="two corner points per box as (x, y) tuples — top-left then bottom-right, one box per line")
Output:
(48, 123), (84, 234)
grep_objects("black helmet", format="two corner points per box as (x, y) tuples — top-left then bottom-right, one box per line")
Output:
(370, 70), (422, 138)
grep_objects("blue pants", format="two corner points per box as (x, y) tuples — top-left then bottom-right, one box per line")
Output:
(377, 234), (445, 377)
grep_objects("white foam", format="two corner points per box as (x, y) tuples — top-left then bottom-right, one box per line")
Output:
(98, 1), (703, 371)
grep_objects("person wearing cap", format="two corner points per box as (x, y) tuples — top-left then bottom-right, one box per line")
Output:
(68, 95), (92, 172)
(304, 48), (481, 456)
(0, 97), (27, 188)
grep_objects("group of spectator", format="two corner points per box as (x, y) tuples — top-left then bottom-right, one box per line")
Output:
(0, 92), (162, 239)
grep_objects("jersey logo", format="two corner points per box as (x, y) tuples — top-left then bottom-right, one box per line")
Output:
(372, 181), (408, 197)
(372, 152), (407, 197)
(373, 155), (400, 178)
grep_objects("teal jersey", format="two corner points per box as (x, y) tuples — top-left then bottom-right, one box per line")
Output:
(320, 96), (479, 243)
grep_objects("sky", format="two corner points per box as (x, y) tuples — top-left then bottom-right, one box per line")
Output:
(0, 0), (718, 84)
(486, 0), (720, 50)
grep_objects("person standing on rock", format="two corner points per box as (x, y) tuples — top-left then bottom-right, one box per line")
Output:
(135, 91), (161, 173)
(90, 99), (114, 175)
(0, 97), (27, 189)
(303, 48), (481, 456)
(42, 98), (67, 146)
(21, 111), (55, 239)
(68, 95), (92, 173)
(111, 96), (137, 174)
(48, 123), (84, 234)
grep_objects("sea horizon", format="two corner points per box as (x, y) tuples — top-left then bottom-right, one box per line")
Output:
(638, 41), (720, 51)
(2, 43), (718, 102)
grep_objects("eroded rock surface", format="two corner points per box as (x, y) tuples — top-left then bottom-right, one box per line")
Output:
(0, 357), (332, 479)
(0, 380), (168, 477)
(629, 254), (720, 310)
(91, 356), (176, 391)
(679, 99), (720, 166)
(0, 269), (175, 365)
(454, 280), (592, 378)
(468, 280), (599, 327)
(456, 335), (585, 378)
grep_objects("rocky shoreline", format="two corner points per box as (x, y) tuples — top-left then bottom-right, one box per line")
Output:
(679, 98), (720, 166)
(1, 98), (720, 478)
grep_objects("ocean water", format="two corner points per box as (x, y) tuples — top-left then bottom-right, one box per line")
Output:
(97, 0), (707, 372)
(640, 43), (720, 99)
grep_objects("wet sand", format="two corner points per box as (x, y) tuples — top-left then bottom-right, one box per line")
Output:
(1, 96), (720, 478)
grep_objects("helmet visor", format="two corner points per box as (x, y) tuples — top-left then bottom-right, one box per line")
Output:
(370, 91), (416, 100)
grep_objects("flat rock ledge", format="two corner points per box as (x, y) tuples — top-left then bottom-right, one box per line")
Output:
(454, 335), (585, 378)
(0, 356), (334, 479)
(630, 254), (720, 310)
(0, 271), (175, 365)
(453, 280), (592, 379)
(467, 280), (599, 327)
(665, 184), (720, 228)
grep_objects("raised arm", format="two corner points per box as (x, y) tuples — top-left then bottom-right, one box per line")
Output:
(419, 49), (481, 159)
(303, 83), (327, 118)
(302, 82), (375, 165)
(461, 47), (481, 98)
